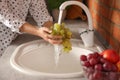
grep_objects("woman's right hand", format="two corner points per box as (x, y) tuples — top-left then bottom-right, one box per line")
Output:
(20, 22), (62, 44)
(37, 27), (62, 44)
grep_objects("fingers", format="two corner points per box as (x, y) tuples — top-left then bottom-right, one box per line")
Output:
(46, 35), (62, 44)
(47, 34), (62, 40)
(38, 27), (62, 44)
(48, 38), (62, 44)
(41, 27), (52, 33)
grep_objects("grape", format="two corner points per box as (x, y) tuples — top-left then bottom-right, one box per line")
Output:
(54, 23), (61, 32)
(112, 64), (118, 72)
(89, 58), (98, 66)
(88, 74), (94, 80)
(103, 62), (113, 71)
(83, 61), (91, 67)
(94, 64), (103, 71)
(109, 72), (119, 80)
(80, 55), (87, 61)
(84, 67), (94, 80)
(80, 52), (120, 80)
(51, 23), (72, 53)
(87, 54), (95, 60)
(93, 52), (99, 58)
(93, 71), (102, 79)
(100, 58), (108, 64)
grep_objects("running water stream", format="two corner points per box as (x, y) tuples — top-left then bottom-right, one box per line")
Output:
(54, 10), (63, 67)
(54, 45), (62, 67)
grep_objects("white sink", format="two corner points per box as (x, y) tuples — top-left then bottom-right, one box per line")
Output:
(10, 39), (93, 78)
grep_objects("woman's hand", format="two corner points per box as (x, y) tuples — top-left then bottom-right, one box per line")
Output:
(37, 27), (62, 44)
(20, 22), (62, 44)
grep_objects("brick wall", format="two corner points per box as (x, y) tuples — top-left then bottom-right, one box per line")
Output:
(85, 0), (120, 54)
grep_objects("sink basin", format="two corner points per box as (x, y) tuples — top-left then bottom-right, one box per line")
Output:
(10, 39), (94, 78)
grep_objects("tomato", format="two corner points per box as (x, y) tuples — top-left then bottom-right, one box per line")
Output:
(101, 49), (119, 63)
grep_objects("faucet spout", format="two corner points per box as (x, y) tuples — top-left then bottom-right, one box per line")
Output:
(58, 1), (94, 47)
(58, 1), (93, 30)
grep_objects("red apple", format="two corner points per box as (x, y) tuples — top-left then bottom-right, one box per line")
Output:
(101, 49), (119, 63)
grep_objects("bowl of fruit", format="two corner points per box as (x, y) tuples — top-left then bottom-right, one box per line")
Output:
(80, 49), (120, 80)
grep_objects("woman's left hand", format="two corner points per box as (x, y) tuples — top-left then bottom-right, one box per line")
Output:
(37, 27), (62, 44)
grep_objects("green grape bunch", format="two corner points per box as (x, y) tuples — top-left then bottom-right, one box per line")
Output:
(51, 23), (72, 53)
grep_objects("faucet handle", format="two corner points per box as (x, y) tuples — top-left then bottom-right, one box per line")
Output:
(79, 29), (94, 35)
(79, 28), (94, 47)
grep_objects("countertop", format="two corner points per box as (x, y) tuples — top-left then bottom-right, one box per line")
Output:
(0, 20), (104, 80)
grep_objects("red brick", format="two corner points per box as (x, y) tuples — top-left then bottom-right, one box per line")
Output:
(110, 10), (120, 25)
(114, 0), (120, 10)
(94, 20), (110, 43)
(86, 0), (120, 53)
(87, 0), (94, 9)
(92, 0), (120, 41)
(109, 37), (120, 52)
(92, 10), (113, 34)
(94, 0), (111, 19)
(113, 26), (120, 42)
(98, 0), (120, 10)
(95, 27), (106, 38)
(94, 0), (120, 25)
(93, 20), (99, 30)
(86, 0), (95, 13)
(100, 17), (113, 34)
(92, 11), (110, 43)
(100, 0), (115, 8)
(91, 11), (99, 22)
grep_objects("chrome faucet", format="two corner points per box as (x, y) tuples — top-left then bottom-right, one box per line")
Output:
(58, 1), (94, 47)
